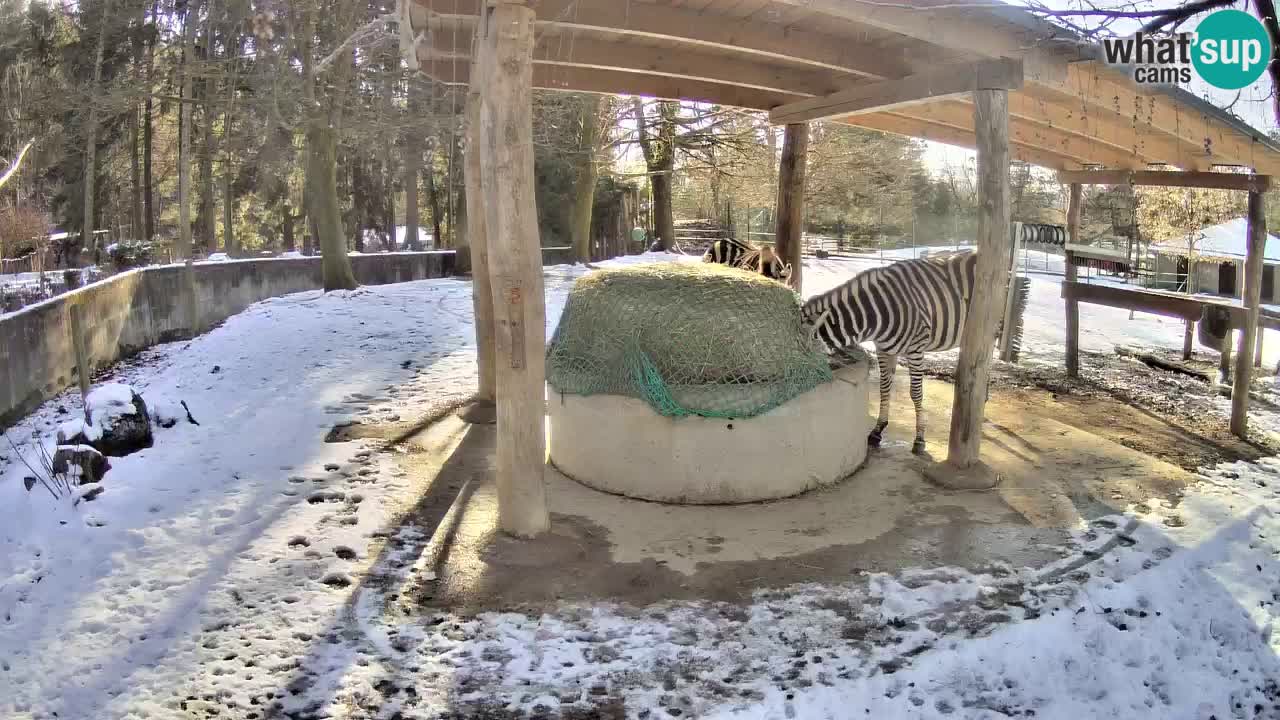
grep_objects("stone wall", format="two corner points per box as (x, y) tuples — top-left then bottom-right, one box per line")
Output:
(0, 252), (455, 428)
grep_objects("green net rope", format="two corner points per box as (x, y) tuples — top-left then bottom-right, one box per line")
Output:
(546, 262), (834, 419)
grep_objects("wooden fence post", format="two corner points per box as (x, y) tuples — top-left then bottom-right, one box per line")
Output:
(1065, 183), (1082, 377)
(477, 1), (550, 537)
(1183, 321), (1194, 361)
(999, 222), (1022, 362)
(938, 88), (1010, 487)
(1231, 190), (1266, 437)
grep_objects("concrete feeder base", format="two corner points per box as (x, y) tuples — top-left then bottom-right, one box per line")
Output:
(547, 359), (872, 504)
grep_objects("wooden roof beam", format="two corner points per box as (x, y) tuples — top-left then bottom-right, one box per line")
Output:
(1004, 91), (1207, 171)
(420, 26), (843, 98)
(768, 0), (1071, 84)
(768, 58), (1022, 125)
(413, 0), (917, 80)
(841, 113), (1086, 170)
(1056, 169), (1271, 192)
(417, 58), (801, 110)
(898, 100), (1149, 170)
(1026, 62), (1278, 173)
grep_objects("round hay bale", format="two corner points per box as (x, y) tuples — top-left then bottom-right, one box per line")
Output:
(546, 261), (836, 418)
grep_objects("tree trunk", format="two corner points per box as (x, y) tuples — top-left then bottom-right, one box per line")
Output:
(143, 56), (155, 241)
(775, 122), (808, 292)
(198, 12), (216, 252)
(178, 1), (198, 331)
(404, 147), (421, 250)
(651, 168), (675, 251)
(570, 95), (600, 264)
(283, 203), (296, 251)
(82, 0), (110, 259)
(223, 161), (235, 255)
(307, 124), (357, 290)
(130, 107), (142, 241)
(426, 143), (445, 249)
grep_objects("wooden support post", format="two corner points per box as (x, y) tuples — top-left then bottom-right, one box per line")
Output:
(1255, 327), (1264, 368)
(775, 122), (808, 292)
(940, 89), (1010, 484)
(69, 304), (91, 423)
(1231, 190), (1266, 438)
(476, 1), (550, 537)
(1183, 321), (1194, 361)
(463, 17), (496, 404)
(1064, 183), (1082, 378)
(1220, 329), (1233, 385)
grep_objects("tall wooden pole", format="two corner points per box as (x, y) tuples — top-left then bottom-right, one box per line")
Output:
(464, 17), (496, 403)
(476, 1), (549, 537)
(1064, 183), (1082, 377)
(1231, 190), (1266, 438)
(942, 89), (1011, 481)
(775, 122), (808, 292)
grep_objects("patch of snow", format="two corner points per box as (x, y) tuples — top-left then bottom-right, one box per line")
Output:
(56, 418), (102, 443)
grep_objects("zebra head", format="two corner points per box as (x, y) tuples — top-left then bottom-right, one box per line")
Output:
(800, 292), (863, 354)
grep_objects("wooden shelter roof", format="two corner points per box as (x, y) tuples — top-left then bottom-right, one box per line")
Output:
(407, 0), (1280, 175)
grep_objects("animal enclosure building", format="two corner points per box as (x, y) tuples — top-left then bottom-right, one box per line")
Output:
(1147, 217), (1280, 304)
(404, 0), (1280, 536)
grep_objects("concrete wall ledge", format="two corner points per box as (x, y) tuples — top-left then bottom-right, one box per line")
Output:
(0, 251), (456, 429)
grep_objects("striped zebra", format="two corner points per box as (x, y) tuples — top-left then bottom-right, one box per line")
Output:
(801, 251), (1001, 455)
(703, 238), (792, 282)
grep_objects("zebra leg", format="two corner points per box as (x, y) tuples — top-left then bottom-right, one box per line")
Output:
(869, 352), (897, 447)
(905, 353), (927, 455)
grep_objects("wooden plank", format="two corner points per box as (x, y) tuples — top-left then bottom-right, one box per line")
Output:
(895, 101), (1147, 171)
(477, 1), (550, 538)
(1062, 281), (1204, 321)
(416, 0), (917, 79)
(768, 0), (1069, 83)
(1056, 169), (1271, 193)
(464, 15), (496, 402)
(1065, 184), (1081, 377)
(768, 59), (1022, 125)
(1004, 92), (1198, 170)
(1231, 190), (1266, 437)
(945, 88), (1011, 474)
(422, 23), (848, 97)
(841, 113), (1082, 170)
(775, 123), (808, 292)
(419, 58), (803, 111)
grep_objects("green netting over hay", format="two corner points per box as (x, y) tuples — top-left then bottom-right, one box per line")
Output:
(546, 262), (834, 419)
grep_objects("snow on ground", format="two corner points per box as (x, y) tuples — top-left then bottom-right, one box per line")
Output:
(1, 251), (1279, 719)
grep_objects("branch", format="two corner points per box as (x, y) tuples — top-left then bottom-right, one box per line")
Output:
(1139, 0), (1235, 32)
(316, 12), (398, 73)
(0, 138), (35, 190)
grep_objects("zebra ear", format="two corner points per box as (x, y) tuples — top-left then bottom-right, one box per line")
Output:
(780, 262), (793, 279)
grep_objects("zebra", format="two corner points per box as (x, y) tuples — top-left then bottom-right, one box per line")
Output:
(703, 238), (792, 282)
(800, 251), (1001, 455)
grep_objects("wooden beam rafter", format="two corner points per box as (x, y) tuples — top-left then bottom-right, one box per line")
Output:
(768, 58), (1022, 125)
(1055, 169), (1271, 192)
(842, 113), (1082, 170)
(894, 100), (1146, 170)
(414, 0), (917, 80)
(420, 27), (844, 98)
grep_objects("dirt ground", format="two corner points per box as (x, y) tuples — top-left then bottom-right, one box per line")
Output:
(319, 352), (1271, 621)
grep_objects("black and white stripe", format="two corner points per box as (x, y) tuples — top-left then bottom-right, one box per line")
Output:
(703, 238), (792, 282)
(801, 251), (992, 455)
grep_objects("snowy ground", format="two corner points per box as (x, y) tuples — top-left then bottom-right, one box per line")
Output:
(1, 252), (1279, 719)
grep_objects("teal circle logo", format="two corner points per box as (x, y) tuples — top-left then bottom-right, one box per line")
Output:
(1193, 10), (1272, 90)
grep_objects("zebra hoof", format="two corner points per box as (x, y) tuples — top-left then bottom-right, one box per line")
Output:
(868, 430), (883, 447)
(911, 439), (927, 456)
